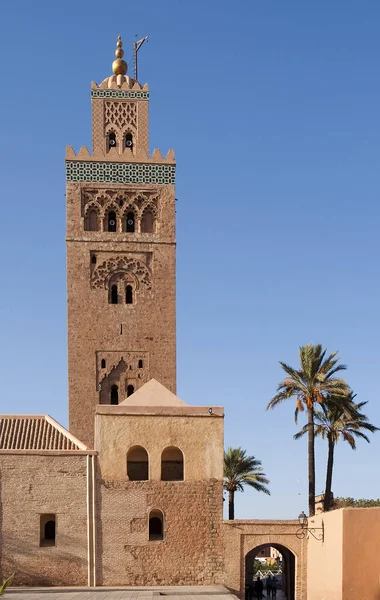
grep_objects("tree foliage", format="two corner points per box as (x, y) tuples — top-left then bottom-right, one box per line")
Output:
(223, 447), (270, 519)
(334, 497), (380, 508)
(267, 343), (351, 515)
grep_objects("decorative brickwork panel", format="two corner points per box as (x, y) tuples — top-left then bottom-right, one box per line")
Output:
(92, 90), (149, 100)
(105, 101), (137, 131)
(66, 161), (175, 185)
(91, 255), (152, 291)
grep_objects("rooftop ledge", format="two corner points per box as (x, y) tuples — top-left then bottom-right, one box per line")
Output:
(96, 405), (224, 417)
(65, 146), (175, 164)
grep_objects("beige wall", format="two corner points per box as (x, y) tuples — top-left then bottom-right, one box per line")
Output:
(342, 508), (380, 599)
(307, 510), (343, 600)
(95, 409), (223, 481)
(0, 454), (89, 586)
(223, 520), (307, 599)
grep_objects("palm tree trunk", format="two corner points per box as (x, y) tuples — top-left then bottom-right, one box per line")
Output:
(324, 435), (335, 512)
(228, 490), (235, 520)
(308, 406), (316, 516)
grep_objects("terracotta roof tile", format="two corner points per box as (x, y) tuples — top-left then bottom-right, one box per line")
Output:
(0, 415), (87, 451)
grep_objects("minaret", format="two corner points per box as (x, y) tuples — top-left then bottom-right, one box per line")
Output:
(66, 37), (176, 446)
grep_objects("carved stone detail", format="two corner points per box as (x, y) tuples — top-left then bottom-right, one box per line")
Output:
(91, 255), (152, 291)
(105, 101), (137, 130)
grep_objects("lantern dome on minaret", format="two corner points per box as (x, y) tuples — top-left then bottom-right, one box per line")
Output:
(99, 35), (142, 90)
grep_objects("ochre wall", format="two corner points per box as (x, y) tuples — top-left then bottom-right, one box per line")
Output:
(307, 510), (343, 600)
(223, 520), (307, 600)
(342, 507), (380, 599)
(94, 409), (224, 585)
(0, 454), (89, 586)
(95, 410), (224, 480)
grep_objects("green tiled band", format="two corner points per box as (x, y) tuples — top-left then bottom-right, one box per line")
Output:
(66, 161), (175, 185)
(91, 90), (149, 100)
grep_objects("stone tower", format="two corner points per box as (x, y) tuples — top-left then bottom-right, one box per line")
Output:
(66, 37), (176, 446)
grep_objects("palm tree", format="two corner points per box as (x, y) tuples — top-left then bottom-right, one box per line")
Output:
(294, 395), (379, 511)
(223, 447), (270, 520)
(267, 344), (351, 516)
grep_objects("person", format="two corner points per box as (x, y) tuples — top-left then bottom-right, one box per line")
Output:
(266, 575), (272, 597)
(271, 577), (277, 598)
(254, 577), (264, 600)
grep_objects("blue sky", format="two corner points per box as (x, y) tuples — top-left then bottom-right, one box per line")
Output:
(0, 0), (379, 519)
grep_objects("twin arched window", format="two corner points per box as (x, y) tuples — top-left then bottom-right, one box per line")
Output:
(106, 131), (134, 153)
(109, 282), (134, 305)
(126, 446), (184, 482)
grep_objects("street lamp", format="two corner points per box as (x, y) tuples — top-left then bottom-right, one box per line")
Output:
(296, 511), (324, 541)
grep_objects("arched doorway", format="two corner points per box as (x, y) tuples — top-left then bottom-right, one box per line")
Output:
(245, 544), (295, 600)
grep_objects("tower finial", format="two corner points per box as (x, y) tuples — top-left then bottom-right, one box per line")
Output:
(112, 35), (128, 76)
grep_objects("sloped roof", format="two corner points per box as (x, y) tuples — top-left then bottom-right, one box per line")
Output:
(119, 378), (188, 407)
(0, 415), (87, 451)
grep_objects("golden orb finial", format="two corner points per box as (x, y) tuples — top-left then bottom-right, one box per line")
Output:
(112, 35), (128, 76)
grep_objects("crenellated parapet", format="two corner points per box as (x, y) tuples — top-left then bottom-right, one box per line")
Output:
(65, 146), (175, 163)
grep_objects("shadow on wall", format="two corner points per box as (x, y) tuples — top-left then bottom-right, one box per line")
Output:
(0, 534), (87, 586)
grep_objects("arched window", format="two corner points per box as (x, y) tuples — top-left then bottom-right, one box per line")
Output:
(110, 384), (119, 405)
(149, 510), (164, 541)
(85, 209), (98, 231)
(107, 210), (117, 232)
(125, 132), (134, 152)
(127, 384), (134, 397)
(138, 359), (143, 369)
(110, 284), (118, 304)
(127, 446), (149, 481)
(40, 514), (56, 547)
(126, 211), (135, 233)
(101, 359), (106, 369)
(107, 131), (117, 151)
(161, 447), (184, 481)
(126, 285), (133, 304)
(141, 210), (154, 234)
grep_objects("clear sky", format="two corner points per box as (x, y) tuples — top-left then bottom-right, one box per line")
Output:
(0, 0), (379, 520)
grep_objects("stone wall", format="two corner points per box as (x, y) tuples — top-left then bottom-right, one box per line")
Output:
(66, 181), (177, 448)
(0, 454), (89, 586)
(95, 478), (224, 585)
(223, 520), (307, 599)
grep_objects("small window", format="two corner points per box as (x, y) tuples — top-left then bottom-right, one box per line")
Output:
(161, 447), (184, 481)
(110, 284), (118, 304)
(101, 359), (106, 369)
(110, 384), (119, 405)
(126, 285), (133, 304)
(108, 211), (117, 232)
(40, 514), (56, 547)
(138, 359), (143, 369)
(127, 384), (134, 397)
(91, 254), (97, 264)
(126, 211), (135, 233)
(127, 446), (148, 481)
(141, 210), (154, 234)
(107, 131), (117, 151)
(85, 209), (98, 231)
(125, 132), (134, 152)
(149, 510), (164, 541)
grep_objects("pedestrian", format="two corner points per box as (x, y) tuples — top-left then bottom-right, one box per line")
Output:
(271, 577), (277, 598)
(266, 575), (272, 597)
(254, 576), (264, 600)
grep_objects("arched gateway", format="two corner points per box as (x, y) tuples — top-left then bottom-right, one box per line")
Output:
(223, 520), (307, 600)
